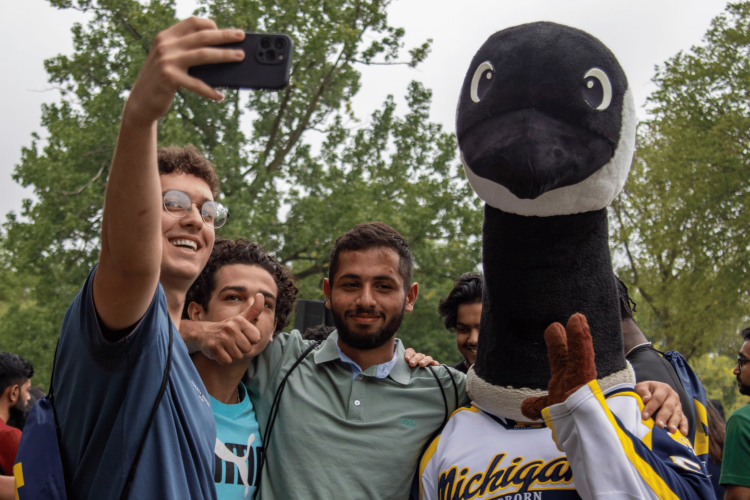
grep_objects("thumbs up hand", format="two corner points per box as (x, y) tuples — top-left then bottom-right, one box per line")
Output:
(181, 292), (268, 365)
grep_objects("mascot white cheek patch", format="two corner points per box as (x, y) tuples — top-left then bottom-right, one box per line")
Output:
(455, 21), (637, 417)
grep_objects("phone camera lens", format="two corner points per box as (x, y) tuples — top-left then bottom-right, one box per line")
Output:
(265, 49), (276, 62)
(260, 38), (271, 49)
(274, 38), (285, 50)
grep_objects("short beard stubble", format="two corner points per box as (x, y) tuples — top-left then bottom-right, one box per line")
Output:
(332, 302), (406, 350)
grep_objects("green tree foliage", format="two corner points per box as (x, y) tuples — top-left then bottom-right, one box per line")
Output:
(612, 2), (750, 364)
(0, 0), (481, 384)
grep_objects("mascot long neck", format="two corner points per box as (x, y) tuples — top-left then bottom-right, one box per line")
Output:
(473, 205), (625, 391)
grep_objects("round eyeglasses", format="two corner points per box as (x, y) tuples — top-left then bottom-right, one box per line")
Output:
(738, 356), (750, 370)
(162, 190), (229, 229)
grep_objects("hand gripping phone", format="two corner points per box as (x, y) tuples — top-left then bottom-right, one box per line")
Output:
(189, 32), (293, 90)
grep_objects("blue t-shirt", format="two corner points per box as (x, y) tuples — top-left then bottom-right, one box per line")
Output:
(211, 384), (262, 499)
(53, 268), (217, 499)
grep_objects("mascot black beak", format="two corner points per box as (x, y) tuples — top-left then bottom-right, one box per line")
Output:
(460, 109), (615, 200)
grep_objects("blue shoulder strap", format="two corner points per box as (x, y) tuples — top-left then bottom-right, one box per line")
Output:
(662, 350), (709, 462)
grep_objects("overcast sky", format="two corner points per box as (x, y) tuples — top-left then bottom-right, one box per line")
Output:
(0, 0), (731, 219)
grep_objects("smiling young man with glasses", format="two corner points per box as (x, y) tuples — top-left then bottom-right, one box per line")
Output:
(41, 18), (254, 500)
(720, 327), (750, 499)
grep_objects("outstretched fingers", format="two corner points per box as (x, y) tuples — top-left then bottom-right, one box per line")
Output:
(544, 322), (569, 404)
(563, 313), (597, 396)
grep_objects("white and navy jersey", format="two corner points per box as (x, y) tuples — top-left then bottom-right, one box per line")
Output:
(419, 381), (714, 500)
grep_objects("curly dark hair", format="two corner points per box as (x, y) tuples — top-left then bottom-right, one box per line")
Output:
(616, 277), (637, 321)
(742, 326), (750, 342)
(158, 145), (220, 199)
(0, 353), (34, 397)
(184, 238), (298, 332)
(438, 273), (483, 331)
(329, 222), (413, 292)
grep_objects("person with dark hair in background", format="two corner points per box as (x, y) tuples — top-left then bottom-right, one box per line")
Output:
(438, 273), (483, 374)
(7, 386), (45, 432)
(706, 399), (727, 499)
(183, 238), (298, 499)
(0, 353), (33, 476)
(720, 326), (750, 499)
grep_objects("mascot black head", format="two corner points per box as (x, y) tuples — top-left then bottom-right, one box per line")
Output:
(458, 22), (637, 421)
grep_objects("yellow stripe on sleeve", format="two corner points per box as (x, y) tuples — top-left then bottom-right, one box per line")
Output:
(693, 399), (709, 456)
(13, 463), (23, 500)
(587, 380), (680, 500)
(607, 392), (655, 450)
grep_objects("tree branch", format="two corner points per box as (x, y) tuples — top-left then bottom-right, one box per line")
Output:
(60, 158), (109, 195)
(259, 86), (293, 170)
(613, 197), (640, 285)
(352, 59), (413, 66)
(294, 262), (328, 280)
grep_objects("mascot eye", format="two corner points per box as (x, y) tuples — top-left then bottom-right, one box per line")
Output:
(582, 68), (612, 110)
(470, 61), (495, 103)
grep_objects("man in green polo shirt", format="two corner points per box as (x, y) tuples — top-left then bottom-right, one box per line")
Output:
(720, 326), (750, 499)
(182, 222), (464, 499)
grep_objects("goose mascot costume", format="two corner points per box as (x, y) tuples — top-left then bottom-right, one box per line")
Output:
(418, 22), (713, 500)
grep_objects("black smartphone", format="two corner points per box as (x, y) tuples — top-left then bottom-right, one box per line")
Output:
(188, 32), (293, 90)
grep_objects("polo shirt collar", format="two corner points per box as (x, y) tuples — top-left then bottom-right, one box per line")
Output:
(313, 330), (412, 386)
(387, 340), (411, 386)
(314, 330), (343, 364)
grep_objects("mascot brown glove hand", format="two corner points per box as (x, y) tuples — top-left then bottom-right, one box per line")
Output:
(521, 313), (598, 421)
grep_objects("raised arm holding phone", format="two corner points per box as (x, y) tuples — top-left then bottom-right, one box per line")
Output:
(17, 18), (258, 500)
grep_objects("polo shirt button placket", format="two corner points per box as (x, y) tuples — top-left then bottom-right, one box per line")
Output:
(357, 374), (364, 381)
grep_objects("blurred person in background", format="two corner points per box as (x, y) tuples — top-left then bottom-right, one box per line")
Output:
(0, 353), (33, 476)
(7, 386), (45, 432)
(437, 272), (483, 374)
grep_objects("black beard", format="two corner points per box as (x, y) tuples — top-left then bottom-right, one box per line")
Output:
(333, 303), (405, 350)
(6, 405), (28, 431)
(739, 377), (750, 397)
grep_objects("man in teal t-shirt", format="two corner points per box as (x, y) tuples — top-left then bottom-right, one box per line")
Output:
(721, 327), (750, 499)
(184, 238), (299, 499)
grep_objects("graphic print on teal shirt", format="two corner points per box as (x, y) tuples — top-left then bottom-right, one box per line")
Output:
(211, 384), (263, 499)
